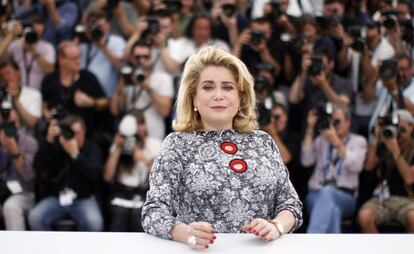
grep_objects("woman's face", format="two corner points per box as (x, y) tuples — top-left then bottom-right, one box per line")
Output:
(193, 65), (240, 131)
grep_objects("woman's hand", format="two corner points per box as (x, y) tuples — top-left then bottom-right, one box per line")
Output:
(186, 222), (216, 249)
(242, 218), (281, 241)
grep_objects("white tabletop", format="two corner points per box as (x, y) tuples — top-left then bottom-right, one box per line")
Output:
(0, 231), (413, 254)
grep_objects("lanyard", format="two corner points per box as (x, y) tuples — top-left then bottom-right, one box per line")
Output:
(322, 136), (350, 182)
(22, 49), (37, 87)
(85, 37), (109, 70)
(127, 86), (151, 112)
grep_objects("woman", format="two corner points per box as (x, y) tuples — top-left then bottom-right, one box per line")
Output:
(104, 110), (161, 232)
(142, 46), (302, 249)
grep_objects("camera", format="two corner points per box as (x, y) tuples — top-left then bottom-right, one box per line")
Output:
(316, 12), (342, 30)
(383, 13), (398, 29)
(147, 16), (160, 35)
(377, 113), (399, 139)
(267, 0), (284, 20)
(250, 30), (265, 46)
(308, 55), (324, 77)
(121, 65), (146, 85)
(23, 27), (38, 45)
(256, 98), (273, 127)
(0, 0), (8, 16)
(163, 0), (182, 13)
(314, 102), (333, 131)
(0, 85), (8, 102)
(222, 3), (236, 17)
(347, 25), (365, 52)
(118, 114), (140, 167)
(254, 75), (271, 94)
(287, 35), (306, 55)
(379, 60), (398, 81)
(0, 97), (16, 138)
(399, 20), (414, 45)
(50, 105), (74, 140)
(89, 23), (104, 42)
(75, 24), (89, 43)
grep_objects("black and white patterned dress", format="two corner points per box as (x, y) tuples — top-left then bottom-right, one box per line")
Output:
(142, 129), (303, 239)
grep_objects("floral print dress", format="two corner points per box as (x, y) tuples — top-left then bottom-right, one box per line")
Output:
(142, 129), (303, 239)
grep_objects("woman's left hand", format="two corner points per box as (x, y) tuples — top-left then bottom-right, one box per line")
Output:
(242, 218), (281, 241)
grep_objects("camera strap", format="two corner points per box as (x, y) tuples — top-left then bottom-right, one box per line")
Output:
(22, 49), (37, 87)
(322, 136), (350, 183)
(85, 37), (109, 70)
(127, 86), (151, 112)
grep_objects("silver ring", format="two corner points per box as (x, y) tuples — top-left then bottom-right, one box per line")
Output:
(187, 235), (197, 246)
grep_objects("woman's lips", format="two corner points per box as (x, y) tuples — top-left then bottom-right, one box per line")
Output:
(211, 106), (226, 111)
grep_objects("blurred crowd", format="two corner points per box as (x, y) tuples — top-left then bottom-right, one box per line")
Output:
(0, 0), (413, 234)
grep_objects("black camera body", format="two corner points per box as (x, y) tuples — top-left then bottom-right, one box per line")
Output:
(119, 134), (141, 167)
(222, 3), (236, 17)
(256, 100), (272, 127)
(377, 114), (399, 139)
(287, 35), (306, 55)
(89, 24), (104, 42)
(163, 0), (182, 13)
(347, 25), (365, 52)
(268, 0), (284, 20)
(383, 13), (398, 29)
(75, 24), (89, 43)
(250, 30), (265, 46)
(147, 16), (161, 35)
(23, 27), (38, 45)
(314, 103), (333, 131)
(254, 76), (271, 94)
(308, 55), (324, 77)
(379, 60), (398, 81)
(0, 96), (17, 138)
(399, 19), (414, 44)
(50, 105), (74, 140)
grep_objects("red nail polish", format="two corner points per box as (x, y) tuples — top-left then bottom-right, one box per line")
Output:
(213, 235), (216, 240)
(205, 245), (209, 249)
(210, 239), (214, 244)
(247, 227), (251, 231)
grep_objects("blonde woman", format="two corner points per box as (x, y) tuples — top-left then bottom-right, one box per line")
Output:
(142, 46), (302, 249)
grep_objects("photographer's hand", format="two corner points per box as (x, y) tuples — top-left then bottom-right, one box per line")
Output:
(310, 72), (328, 88)
(46, 119), (61, 143)
(7, 80), (20, 101)
(383, 136), (400, 159)
(0, 129), (19, 155)
(59, 135), (79, 159)
(74, 90), (95, 108)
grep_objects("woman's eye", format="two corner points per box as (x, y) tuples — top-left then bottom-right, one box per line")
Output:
(223, 85), (234, 91)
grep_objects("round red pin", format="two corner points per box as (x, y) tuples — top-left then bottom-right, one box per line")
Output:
(229, 159), (248, 173)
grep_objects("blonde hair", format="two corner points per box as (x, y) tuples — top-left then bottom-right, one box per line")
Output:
(173, 46), (258, 133)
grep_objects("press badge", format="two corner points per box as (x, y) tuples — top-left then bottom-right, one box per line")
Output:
(59, 188), (77, 206)
(6, 180), (23, 194)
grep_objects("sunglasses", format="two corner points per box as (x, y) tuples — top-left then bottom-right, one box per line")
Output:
(135, 55), (151, 61)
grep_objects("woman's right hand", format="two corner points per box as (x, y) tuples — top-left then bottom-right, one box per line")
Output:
(175, 222), (216, 249)
(187, 222), (216, 249)
(46, 119), (60, 143)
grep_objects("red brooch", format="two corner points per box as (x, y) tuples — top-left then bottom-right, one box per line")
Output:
(220, 142), (238, 154)
(229, 159), (248, 173)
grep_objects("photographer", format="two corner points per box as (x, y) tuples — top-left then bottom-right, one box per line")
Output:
(14, 0), (79, 46)
(111, 40), (173, 140)
(0, 18), (55, 90)
(263, 0), (297, 40)
(41, 41), (109, 138)
(358, 109), (414, 233)
(289, 46), (353, 132)
(0, 58), (42, 130)
(233, 17), (283, 78)
(78, 9), (125, 98)
(29, 115), (104, 231)
(0, 109), (38, 230)
(83, 0), (138, 38)
(103, 111), (161, 232)
(211, 0), (250, 48)
(301, 105), (368, 233)
(369, 54), (414, 138)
